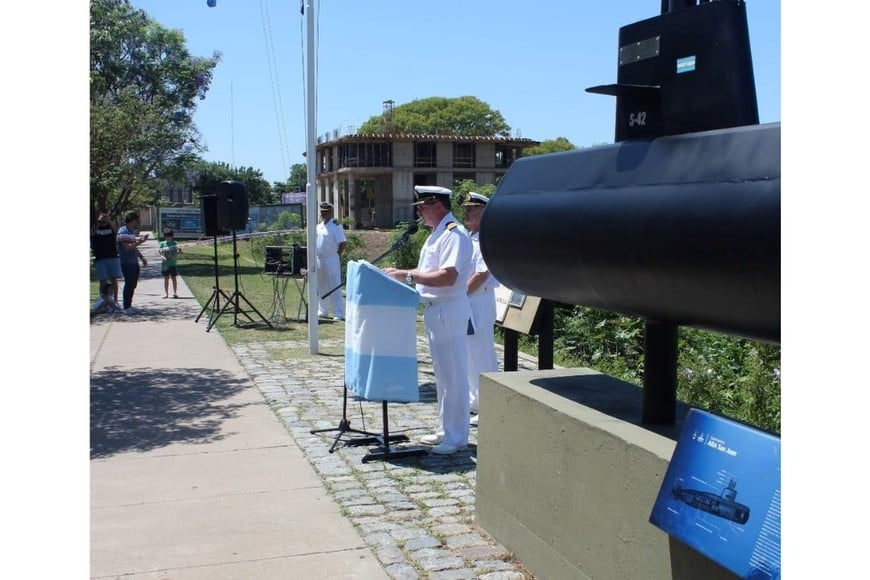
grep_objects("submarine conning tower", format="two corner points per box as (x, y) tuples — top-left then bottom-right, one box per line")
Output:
(480, 0), (780, 424)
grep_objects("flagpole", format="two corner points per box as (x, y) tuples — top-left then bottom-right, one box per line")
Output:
(304, 0), (319, 353)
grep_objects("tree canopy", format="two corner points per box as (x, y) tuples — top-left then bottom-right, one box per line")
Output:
(90, 0), (220, 220)
(191, 161), (275, 207)
(357, 96), (511, 136)
(272, 163), (307, 194)
(524, 137), (576, 156)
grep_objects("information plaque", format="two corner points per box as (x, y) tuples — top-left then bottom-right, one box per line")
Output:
(649, 409), (781, 579)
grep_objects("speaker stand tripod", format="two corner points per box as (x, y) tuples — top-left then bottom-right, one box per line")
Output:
(212, 230), (273, 329)
(195, 234), (232, 332)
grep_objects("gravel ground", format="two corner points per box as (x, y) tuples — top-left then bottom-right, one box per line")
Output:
(231, 335), (541, 579)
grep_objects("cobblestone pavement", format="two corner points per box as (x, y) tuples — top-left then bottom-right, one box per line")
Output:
(231, 336), (541, 580)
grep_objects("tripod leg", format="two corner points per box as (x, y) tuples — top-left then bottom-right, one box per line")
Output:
(208, 291), (236, 331)
(310, 385), (382, 452)
(237, 292), (274, 328)
(214, 291), (236, 317)
(295, 276), (308, 322)
(201, 234), (227, 331)
(222, 229), (273, 328)
(361, 402), (426, 463)
(195, 290), (217, 323)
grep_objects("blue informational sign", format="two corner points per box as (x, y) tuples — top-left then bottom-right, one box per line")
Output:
(649, 409), (781, 579)
(158, 208), (204, 239)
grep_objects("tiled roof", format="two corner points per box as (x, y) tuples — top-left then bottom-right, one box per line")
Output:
(319, 133), (539, 146)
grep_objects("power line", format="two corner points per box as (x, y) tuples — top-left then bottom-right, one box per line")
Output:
(259, 0), (291, 180)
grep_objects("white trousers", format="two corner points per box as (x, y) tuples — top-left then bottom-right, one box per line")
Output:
(316, 254), (344, 318)
(467, 291), (498, 413)
(423, 298), (472, 448)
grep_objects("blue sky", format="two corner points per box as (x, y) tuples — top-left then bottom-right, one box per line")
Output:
(130, 0), (781, 185)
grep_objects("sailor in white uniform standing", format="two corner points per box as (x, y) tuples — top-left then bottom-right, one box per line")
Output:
(384, 185), (473, 455)
(315, 201), (347, 320)
(462, 192), (499, 426)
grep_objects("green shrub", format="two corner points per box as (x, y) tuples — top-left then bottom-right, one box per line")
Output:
(249, 211), (306, 257)
(549, 305), (780, 434)
(340, 234), (366, 272)
(382, 222), (426, 269)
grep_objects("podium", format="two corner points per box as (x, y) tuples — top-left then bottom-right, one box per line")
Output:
(343, 260), (428, 462)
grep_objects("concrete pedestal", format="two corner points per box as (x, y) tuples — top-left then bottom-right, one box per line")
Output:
(475, 368), (738, 580)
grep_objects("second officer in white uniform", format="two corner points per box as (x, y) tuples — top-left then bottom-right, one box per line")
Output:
(463, 192), (499, 426)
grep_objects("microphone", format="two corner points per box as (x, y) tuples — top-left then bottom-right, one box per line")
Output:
(395, 221), (419, 247)
(374, 221), (421, 265)
(404, 221), (419, 238)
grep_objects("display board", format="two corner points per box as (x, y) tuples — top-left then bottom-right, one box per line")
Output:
(157, 207), (204, 239)
(494, 284), (542, 335)
(649, 409), (781, 579)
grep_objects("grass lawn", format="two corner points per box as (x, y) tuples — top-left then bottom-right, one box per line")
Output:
(91, 235), (422, 359)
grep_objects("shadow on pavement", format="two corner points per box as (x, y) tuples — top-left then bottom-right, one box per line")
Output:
(90, 366), (249, 459)
(89, 297), (202, 324)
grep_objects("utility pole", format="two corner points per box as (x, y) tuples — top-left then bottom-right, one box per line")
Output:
(304, 0), (319, 353)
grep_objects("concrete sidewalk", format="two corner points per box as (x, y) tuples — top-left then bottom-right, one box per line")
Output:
(91, 236), (537, 579)
(90, 238), (388, 579)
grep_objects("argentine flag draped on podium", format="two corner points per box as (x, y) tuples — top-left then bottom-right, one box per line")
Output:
(344, 260), (420, 402)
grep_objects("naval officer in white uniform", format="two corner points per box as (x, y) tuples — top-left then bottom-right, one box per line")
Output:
(384, 185), (473, 455)
(315, 201), (346, 320)
(462, 192), (499, 427)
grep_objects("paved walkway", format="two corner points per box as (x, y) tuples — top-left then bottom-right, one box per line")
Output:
(90, 237), (538, 579)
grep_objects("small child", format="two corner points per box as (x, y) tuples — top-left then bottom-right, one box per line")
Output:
(159, 229), (182, 298)
(91, 279), (121, 316)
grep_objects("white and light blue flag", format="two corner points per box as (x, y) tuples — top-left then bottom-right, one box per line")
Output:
(344, 260), (420, 402)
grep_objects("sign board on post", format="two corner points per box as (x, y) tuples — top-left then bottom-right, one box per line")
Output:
(649, 409), (781, 579)
(158, 207), (205, 239)
(494, 285), (511, 323)
(494, 284), (542, 335)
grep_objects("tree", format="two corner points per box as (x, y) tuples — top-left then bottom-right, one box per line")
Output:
(234, 166), (274, 206)
(357, 96), (511, 136)
(191, 161), (275, 206)
(524, 137), (576, 156)
(272, 163), (307, 193)
(453, 180), (496, 199)
(90, 0), (220, 220)
(452, 179), (497, 220)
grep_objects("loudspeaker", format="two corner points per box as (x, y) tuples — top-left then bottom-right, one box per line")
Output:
(290, 245), (307, 275)
(201, 194), (226, 237)
(216, 180), (250, 231)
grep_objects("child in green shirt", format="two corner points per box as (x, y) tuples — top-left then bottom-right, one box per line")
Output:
(159, 229), (182, 298)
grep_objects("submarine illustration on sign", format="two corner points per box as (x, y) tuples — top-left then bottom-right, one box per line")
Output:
(672, 478), (750, 524)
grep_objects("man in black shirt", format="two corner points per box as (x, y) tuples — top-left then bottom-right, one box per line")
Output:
(90, 209), (123, 307)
